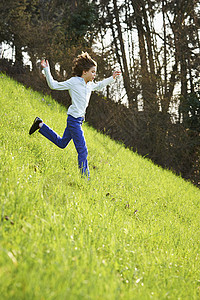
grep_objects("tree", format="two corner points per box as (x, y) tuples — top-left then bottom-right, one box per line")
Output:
(0, 0), (30, 67)
(0, 0), (98, 73)
(163, 0), (200, 122)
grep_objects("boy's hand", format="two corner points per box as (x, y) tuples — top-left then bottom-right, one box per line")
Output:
(41, 59), (49, 69)
(113, 70), (121, 79)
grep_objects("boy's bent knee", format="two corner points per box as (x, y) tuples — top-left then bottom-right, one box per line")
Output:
(59, 145), (67, 149)
(57, 141), (69, 149)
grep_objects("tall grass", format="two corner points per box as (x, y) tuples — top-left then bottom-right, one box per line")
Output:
(0, 74), (200, 300)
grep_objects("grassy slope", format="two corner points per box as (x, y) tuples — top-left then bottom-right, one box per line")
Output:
(0, 74), (200, 300)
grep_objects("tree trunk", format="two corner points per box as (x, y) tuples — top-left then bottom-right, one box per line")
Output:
(132, 0), (150, 111)
(112, 0), (136, 109)
(14, 35), (23, 68)
(142, 1), (158, 111)
(161, 0), (169, 114)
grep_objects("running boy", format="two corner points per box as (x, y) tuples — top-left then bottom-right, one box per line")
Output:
(29, 52), (121, 178)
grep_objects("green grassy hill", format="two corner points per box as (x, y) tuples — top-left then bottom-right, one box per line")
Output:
(0, 74), (200, 300)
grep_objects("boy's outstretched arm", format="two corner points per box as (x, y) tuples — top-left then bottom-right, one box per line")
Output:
(40, 59), (71, 91)
(92, 70), (121, 92)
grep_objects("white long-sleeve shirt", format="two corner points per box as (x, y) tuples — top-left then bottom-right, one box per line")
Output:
(44, 66), (115, 118)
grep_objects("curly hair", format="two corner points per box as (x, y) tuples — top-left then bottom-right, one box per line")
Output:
(72, 52), (97, 77)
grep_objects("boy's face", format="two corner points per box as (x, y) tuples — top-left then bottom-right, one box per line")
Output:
(82, 66), (97, 83)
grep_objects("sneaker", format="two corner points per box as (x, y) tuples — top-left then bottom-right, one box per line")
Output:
(29, 117), (43, 135)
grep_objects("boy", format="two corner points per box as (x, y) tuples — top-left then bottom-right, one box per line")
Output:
(29, 52), (120, 178)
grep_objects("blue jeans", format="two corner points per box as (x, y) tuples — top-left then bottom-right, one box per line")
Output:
(39, 115), (90, 177)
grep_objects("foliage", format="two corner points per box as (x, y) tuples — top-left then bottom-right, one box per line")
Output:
(65, 0), (98, 43)
(0, 74), (200, 300)
(95, 0), (200, 115)
(179, 81), (200, 131)
(0, 0), (98, 69)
